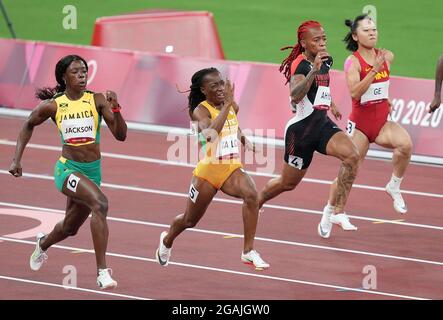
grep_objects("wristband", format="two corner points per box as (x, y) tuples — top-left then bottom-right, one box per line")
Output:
(111, 104), (121, 113)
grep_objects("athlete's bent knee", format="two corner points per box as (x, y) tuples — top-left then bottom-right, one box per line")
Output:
(243, 188), (259, 207)
(343, 148), (360, 168)
(91, 194), (108, 217)
(398, 139), (413, 157)
(282, 180), (298, 191)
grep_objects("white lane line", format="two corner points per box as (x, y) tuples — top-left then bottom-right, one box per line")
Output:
(1, 139), (442, 199)
(0, 275), (151, 300)
(1, 170), (443, 232)
(0, 236), (429, 300)
(1, 108), (442, 166)
(1, 201), (443, 267)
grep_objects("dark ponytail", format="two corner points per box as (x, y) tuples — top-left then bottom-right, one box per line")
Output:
(343, 14), (370, 52)
(187, 67), (219, 117)
(35, 54), (88, 100)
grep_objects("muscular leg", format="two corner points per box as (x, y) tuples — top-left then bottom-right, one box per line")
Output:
(325, 131), (360, 214)
(163, 176), (217, 248)
(375, 121), (412, 213)
(375, 121), (412, 178)
(327, 130), (369, 208)
(317, 131), (360, 236)
(42, 172), (110, 271)
(258, 163), (307, 209)
(40, 197), (90, 250)
(221, 168), (259, 253)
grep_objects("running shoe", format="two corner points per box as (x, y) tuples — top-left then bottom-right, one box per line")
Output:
(156, 231), (171, 266)
(241, 250), (270, 269)
(97, 268), (117, 290)
(386, 183), (408, 214)
(30, 232), (48, 271)
(330, 213), (358, 231)
(317, 205), (333, 238)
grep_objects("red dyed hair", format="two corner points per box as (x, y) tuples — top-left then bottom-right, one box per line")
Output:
(279, 20), (322, 84)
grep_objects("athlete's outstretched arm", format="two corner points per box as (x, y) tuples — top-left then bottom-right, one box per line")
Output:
(95, 91), (127, 141)
(430, 55), (443, 113)
(9, 100), (57, 177)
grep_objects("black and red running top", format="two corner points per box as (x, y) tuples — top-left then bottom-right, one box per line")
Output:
(289, 54), (333, 121)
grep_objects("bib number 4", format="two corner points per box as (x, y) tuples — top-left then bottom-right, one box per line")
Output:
(288, 155), (304, 170)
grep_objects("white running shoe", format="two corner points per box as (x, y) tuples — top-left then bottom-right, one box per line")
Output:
(241, 250), (270, 269)
(330, 213), (358, 231)
(155, 231), (172, 266)
(97, 268), (117, 290)
(30, 232), (48, 271)
(386, 183), (408, 214)
(317, 205), (333, 238)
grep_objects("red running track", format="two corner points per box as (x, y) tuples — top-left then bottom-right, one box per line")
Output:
(0, 115), (442, 300)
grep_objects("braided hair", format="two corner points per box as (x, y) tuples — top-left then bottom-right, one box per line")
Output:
(279, 20), (322, 84)
(35, 55), (88, 100)
(187, 67), (219, 117)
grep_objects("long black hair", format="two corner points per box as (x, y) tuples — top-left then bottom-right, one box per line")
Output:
(343, 14), (370, 52)
(35, 55), (88, 100)
(187, 67), (219, 117)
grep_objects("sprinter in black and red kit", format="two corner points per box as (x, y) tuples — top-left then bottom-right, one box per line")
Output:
(258, 20), (360, 239)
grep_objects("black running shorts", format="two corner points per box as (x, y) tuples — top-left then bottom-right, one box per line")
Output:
(284, 111), (341, 170)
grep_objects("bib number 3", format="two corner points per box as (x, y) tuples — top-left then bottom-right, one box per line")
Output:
(346, 120), (356, 137)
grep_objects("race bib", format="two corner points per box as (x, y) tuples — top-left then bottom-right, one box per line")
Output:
(67, 173), (80, 193)
(61, 117), (96, 144)
(189, 184), (199, 203)
(346, 119), (356, 137)
(288, 155), (304, 170)
(361, 80), (390, 104)
(313, 86), (331, 110)
(216, 133), (239, 158)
